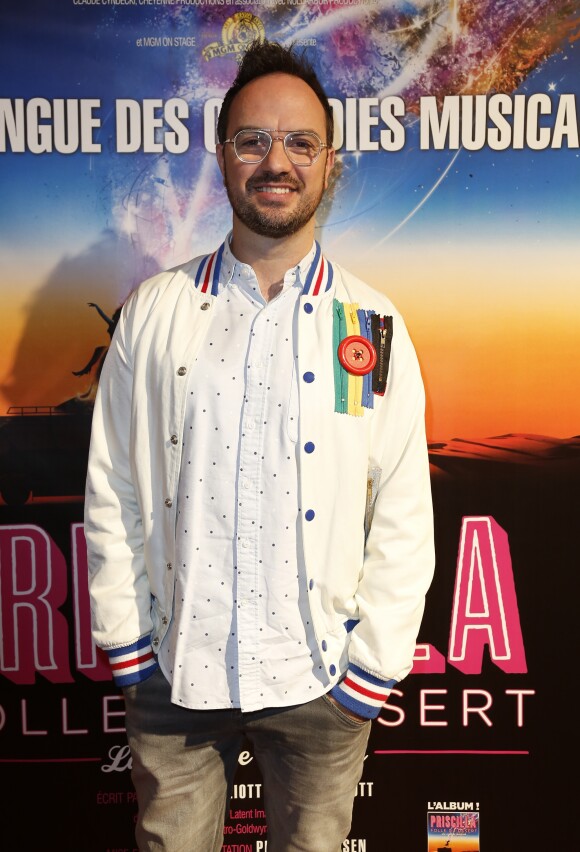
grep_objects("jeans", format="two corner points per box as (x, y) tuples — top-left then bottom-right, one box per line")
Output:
(123, 668), (371, 852)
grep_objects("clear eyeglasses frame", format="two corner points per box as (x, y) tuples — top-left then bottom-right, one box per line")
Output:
(222, 129), (331, 166)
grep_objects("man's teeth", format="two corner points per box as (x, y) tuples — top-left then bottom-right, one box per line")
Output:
(256, 186), (291, 194)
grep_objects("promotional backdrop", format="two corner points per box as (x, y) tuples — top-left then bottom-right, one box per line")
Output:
(1, 1), (579, 849)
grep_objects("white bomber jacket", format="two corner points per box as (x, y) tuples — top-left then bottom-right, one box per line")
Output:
(85, 242), (435, 719)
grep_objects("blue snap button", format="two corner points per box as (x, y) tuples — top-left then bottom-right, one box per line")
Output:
(303, 371), (315, 383)
(321, 640), (327, 652)
(305, 509), (315, 521)
(304, 302), (313, 314)
(329, 664), (336, 676)
(309, 579), (314, 590)
(304, 441), (315, 453)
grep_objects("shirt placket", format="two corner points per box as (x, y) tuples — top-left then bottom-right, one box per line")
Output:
(235, 294), (277, 709)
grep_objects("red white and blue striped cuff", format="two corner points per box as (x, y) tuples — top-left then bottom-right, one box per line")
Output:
(330, 663), (396, 719)
(107, 635), (159, 687)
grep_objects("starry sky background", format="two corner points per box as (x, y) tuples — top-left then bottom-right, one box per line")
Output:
(1, 0), (579, 440)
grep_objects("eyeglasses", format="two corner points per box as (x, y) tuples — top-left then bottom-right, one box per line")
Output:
(223, 129), (330, 166)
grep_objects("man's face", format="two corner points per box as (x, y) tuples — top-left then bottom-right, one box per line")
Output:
(217, 72), (335, 239)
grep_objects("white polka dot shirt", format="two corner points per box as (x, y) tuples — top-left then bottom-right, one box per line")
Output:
(159, 240), (328, 711)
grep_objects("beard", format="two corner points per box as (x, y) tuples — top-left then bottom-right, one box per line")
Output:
(222, 166), (326, 239)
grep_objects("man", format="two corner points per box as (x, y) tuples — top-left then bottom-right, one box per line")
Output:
(85, 40), (434, 851)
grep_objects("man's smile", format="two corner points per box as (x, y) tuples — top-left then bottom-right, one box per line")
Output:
(254, 185), (293, 195)
(246, 174), (301, 199)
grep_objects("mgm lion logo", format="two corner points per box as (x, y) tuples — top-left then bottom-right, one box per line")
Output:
(202, 13), (266, 62)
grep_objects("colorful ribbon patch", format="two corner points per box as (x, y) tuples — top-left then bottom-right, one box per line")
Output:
(333, 301), (393, 415)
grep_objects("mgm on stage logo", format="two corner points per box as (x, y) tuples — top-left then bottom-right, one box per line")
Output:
(202, 13), (266, 62)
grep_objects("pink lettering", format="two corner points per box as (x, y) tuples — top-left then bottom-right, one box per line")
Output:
(71, 523), (110, 680)
(0, 525), (72, 683)
(420, 688), (448, 726)
(0, 515), (527, 685)
(449, 516), (527, 674)
(462, 689), (493, 726)
(411, 643), (446, 674)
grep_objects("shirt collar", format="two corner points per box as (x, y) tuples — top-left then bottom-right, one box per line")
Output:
(210, 234), (333, 299)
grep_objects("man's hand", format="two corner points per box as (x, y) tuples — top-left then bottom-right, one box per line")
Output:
(326, 694), (368, 723)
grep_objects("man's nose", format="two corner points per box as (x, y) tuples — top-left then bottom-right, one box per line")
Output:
(261, 136), (293, 169)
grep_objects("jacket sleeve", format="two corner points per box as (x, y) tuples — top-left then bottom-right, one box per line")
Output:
(331, 316), (434, 718)
(84, 303), (159, 687)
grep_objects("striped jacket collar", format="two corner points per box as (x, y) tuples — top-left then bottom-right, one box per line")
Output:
(193, 237), (334, 298)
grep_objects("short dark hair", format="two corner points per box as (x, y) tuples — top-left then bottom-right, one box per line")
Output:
(217, 40), (334, 146)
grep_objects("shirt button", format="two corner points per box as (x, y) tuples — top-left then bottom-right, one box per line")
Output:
(303, 302), (313, 314)
(241, 539), (250, 549)
(177, 366), (187, 376)
(170, 434), (178, 445)
(162, 616), (168, 625)
(164, 498), (173, 508)
(303, 371), (315, 383)
(200, 302), (211, 311)
(309, 579), (314, 590)
(321, 640), (327, 652)
(153, 637), (159, 646)
(305, 509), (315, 521)
(304, 441), (315, 453)
(329, 664), (337, 676)
(166, 562), (173, 571)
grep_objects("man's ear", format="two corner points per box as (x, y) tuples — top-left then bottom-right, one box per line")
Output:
(324, 147), (336, 190)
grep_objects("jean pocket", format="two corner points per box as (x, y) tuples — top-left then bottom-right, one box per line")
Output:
(321, 693), (370, 729)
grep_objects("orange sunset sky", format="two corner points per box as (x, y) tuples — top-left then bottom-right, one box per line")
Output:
(1, 237), (579, 443)
(355, 238), (580, 441)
